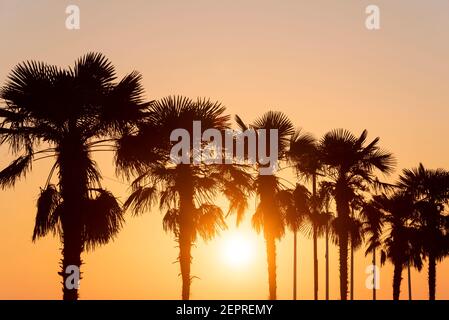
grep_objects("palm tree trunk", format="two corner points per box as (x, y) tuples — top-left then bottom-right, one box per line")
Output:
(60, 226), (83, 300)
(336, 182), (349, 300)
(392, 261), (403, 300)
(339, 232), (348, 300)
(312, 173), (318, 300)
(293, 230), (297, 300)
(179, 222), (192, 300)
(350, 238), (354, 300)
(407, 261), (412, 300)
(325, 226), (329, 300)
(58, 137), (88, 301)
(266, 232), (277, 300)
(350, 207), (355, 300)
(372, 248), (376, 300)
(428, 252), (436, 300)
(178, 165), (194, 300)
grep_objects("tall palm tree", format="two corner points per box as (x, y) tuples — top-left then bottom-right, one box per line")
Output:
(319, 129), (395, 300)
(278, 183), (310, 300)
(376, 193), (423, 300)
(236, 111), (295, 300)
(361, 199), (385, 300)
(348, 197), (365, 300)
(0, 53), (147, 300)
(288, 129), (322, 299)
(314, 181), (335, 300)
(117, 96), (252, 300)
(398, 164), (449, 300)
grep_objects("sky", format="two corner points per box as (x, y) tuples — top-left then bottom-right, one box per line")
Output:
(0, 0), (448, 299)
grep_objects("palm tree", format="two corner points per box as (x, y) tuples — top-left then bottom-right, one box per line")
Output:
(398, 164), (449, 300)
(236, 111), (295, 300)
(117, 96), (252, 300)
(376, 193), (423, 300)
(348, 197), (365, 300)
(324, 214), (332, 300)
(288, 129), (322, 299)
(278, 183), (310, 300)
(361, 199), (385, 300)
(0, 53), (147, 300)
(315, 181), (334, 300)
(319, 129), (395, 300)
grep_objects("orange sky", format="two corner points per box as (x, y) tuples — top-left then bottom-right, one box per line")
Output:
(0, 0), (448, 300)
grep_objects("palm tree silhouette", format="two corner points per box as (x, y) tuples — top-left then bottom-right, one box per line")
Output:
(288, 129), (322, 299)
(319, 129), (395, 300)
(375, 193), (423, 300)
(279, 181), (333, 300)
(0, 53), (148, 300)
(361, 199), (385, 300)
(348, 198), (365, 300)
(316, 182), (334, 300)
(278, 183), (310, 300)
(398, 164), (449, 300)
(117, 96), (252, 300)
(236, 111), (294, 300)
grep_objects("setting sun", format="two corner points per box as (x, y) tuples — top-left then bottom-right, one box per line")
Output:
(221, 232), (256, 268)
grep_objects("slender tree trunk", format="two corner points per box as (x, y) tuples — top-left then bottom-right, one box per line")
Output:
(179, 222), (192, 300)
(178, 165), (194, 300)
(58, 136), (88, 301)
(372, 248), (376, 301)
(336, 180), (349, 300)
(428, 252), (436, 300)
(392, 261), (403, 300)
(60, 224), (83, 300)
(313, 226), (318, 300)
(407, 261), (412, 300)
(350, 207), (355, 300)
(325, 226), (329, 300)
(350, 238), (354, 300)
(293, 231), (297, 300)
(312, 173), (318, 300)
(266, 232), (277, 300)
(339, 233), (348, 300)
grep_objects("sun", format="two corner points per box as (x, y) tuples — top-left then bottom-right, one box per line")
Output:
(221, 232), (255, 268)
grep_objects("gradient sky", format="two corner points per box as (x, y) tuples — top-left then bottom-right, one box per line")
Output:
(0, 0), (448, 300)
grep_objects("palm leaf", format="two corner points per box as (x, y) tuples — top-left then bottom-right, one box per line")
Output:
(195, 204), (227, 241)
(163, 208), (180, 236)
(0, 153), (32, 189)
(124, 185), (158, 215)
(83, 189), (124, 251)
(32, 184), (61, 241)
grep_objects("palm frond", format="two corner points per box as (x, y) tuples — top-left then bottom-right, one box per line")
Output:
(234, 114), (248, 131)
(83, 188), (124, 251)
(251, 111), (294, 154)
(163, 208), (180, 236)
(195, 204), (227, 241)
(288, 129), (319, 177)
(0, 153), (33, 189)
(73, 52), (116, 86)
(32, 184), (61, 241)
(123, 185), (158, 215)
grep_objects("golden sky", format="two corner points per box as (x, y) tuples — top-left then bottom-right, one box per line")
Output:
(0, 0), (448, 299)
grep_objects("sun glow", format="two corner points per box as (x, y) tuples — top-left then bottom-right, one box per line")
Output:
(221, 231), (256, 268)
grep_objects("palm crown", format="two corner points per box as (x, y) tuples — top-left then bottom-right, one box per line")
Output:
(0, 52), (148, 299)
